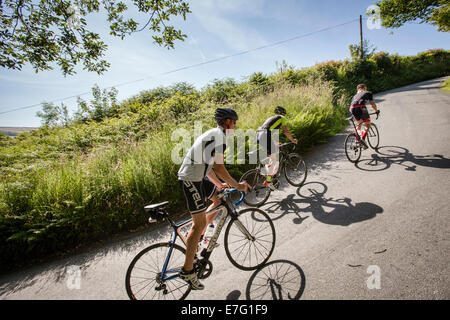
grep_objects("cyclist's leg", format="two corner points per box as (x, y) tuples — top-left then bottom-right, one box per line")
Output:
(265, 153), (280, 177)
(361, 107), (371, 139)
(202, 178), (220, 228)
(265, 136), (281, 180)
(179, 180), (207, 289)
(180, 211), (206, 290)
(184, 212), (206, 270)
(351, 107), (364, 132)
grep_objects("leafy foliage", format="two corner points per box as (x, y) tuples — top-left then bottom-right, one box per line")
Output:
(1, 49), (449, 272)
(0, 0), (191, 75)
(376, 0), (449, 32)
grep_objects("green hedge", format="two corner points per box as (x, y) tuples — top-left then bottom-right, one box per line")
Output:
(1, 49), (449, 272)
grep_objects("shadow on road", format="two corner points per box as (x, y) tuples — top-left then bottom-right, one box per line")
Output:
(376, 78), (445, 95)
(225, 259), (306, 300)
(261, 181), (383, 226)
(355, 146), (450, 172)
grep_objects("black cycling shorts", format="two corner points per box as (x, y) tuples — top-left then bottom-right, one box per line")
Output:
(257, 130), (278, 157)
(351, 106), (370, 123)
(179, 178), (216, 214)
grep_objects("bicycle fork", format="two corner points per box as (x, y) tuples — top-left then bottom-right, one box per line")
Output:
(229, 211), (256, 241)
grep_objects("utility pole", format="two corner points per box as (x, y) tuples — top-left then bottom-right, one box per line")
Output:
(360, 15), (364, 59)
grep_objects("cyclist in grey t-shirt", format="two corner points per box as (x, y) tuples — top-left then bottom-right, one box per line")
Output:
(178, 108), (250, 290)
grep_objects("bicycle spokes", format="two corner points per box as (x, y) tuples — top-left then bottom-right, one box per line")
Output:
(224, 208), (276, 271)
(125, 243), (191, 300)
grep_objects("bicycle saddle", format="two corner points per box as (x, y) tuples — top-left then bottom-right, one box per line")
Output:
(144, 201), (169, 212)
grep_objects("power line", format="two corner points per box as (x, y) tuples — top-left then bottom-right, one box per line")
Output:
(0, 18), (359, 116)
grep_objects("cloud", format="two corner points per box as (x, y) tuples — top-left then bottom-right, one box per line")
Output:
(190, 1), (269, 52)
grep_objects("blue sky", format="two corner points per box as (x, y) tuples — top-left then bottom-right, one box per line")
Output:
(0, 0), (449, 127)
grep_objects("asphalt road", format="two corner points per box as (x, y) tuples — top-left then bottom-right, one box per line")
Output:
(1, 77), (449, 300)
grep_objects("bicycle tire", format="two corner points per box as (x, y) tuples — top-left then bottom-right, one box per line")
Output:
(345, 133), (361, 163)
(240, 169), (271, 207)
(224, 208), (276, 271)
(367, 124), (380, 149)
(125, 242), (191, 300)
(283, 154), (307, 187)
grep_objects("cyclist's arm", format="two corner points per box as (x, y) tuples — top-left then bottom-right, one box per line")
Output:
(206, 170), (228, 189)
(282, 125), (298, 144)
(369, 100), (378, 113)
(212, 154), (247, 192)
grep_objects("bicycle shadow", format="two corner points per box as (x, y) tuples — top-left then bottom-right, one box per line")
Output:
(261, 182), (383, 226)
(355, 145), (450, 172)
(225, 260), (306, 300)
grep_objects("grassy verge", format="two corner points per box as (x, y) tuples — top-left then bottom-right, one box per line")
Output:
(442, 78), (450, 93)
(1, 49), (449, 272)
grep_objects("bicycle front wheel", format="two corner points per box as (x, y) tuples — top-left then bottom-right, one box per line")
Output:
(240, 169), (271, 207)
(367, 124), (380, 149)
(283, 154), (307, 187)
(345, 133), (361, 163)
(224, 208), (276, 271)
(125, 242), (191, 300)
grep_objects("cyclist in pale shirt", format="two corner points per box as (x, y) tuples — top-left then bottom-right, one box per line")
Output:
(349, 84), (380, 149)
(177, 107), (250, 290)
(257, 106), (298, 190)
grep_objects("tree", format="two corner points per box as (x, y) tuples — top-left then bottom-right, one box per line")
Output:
(36, 101), (70, 127)
(74, 84), (119, 122)
(349, 40), (377, 61)
(275, 60), (295, 73)
(1, 0), (191, 75)
(375, 0), (449, 32)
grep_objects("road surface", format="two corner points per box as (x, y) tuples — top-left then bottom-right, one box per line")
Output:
(1, 77), (449, 300)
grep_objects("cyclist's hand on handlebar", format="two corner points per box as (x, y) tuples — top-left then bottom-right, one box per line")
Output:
(292, 138), (298, 144)
(218, 183), (230, 190)
(236, 181), (251, 193)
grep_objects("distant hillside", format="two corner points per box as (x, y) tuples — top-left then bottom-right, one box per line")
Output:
(0, 127), (39, 137)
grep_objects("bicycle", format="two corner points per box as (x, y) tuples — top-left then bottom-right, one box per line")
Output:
(239, 142), (307, 207)
(344, 112), (380, 163)
(125, 188), (276, 300)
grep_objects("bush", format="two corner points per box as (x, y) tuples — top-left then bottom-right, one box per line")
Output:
(1, 49), (449, 271)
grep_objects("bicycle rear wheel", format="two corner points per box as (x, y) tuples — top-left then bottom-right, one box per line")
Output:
(367, 124), (380, 149)
(283, 154), (307, 187)
(224, 208), (276, 271)
(345, 133), (361, 163)
(125, 242), (191, 300)
(240, 168), (271, 207)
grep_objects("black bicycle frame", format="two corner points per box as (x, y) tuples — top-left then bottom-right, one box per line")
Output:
(158, 190), (244, 282)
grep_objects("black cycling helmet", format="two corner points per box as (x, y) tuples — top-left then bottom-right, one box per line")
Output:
(214, 108), (239, 122)
(275, 106), (287, 115)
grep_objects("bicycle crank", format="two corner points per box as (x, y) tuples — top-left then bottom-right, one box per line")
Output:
(196, 260), (213, 279)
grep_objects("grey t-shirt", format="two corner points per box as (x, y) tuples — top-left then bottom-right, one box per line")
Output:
(178, 127), (227, 182)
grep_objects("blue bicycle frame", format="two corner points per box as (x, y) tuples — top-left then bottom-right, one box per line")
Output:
(158, 188), (245, 282)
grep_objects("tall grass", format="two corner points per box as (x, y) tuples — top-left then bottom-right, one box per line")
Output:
(1, 49), (449, 271)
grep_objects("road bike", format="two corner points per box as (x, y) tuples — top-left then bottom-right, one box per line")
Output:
(239, 142), (307, 207)
(125, 188), (276, 300)
(345, 112), (380, 163)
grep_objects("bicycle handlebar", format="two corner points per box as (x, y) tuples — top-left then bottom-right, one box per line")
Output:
(218, 188), (245, 206)
(348, 111), (380, 121)
(370, 111), (380, 120)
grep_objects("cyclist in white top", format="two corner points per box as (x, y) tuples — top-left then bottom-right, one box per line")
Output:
(178, 108), (250, 290)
